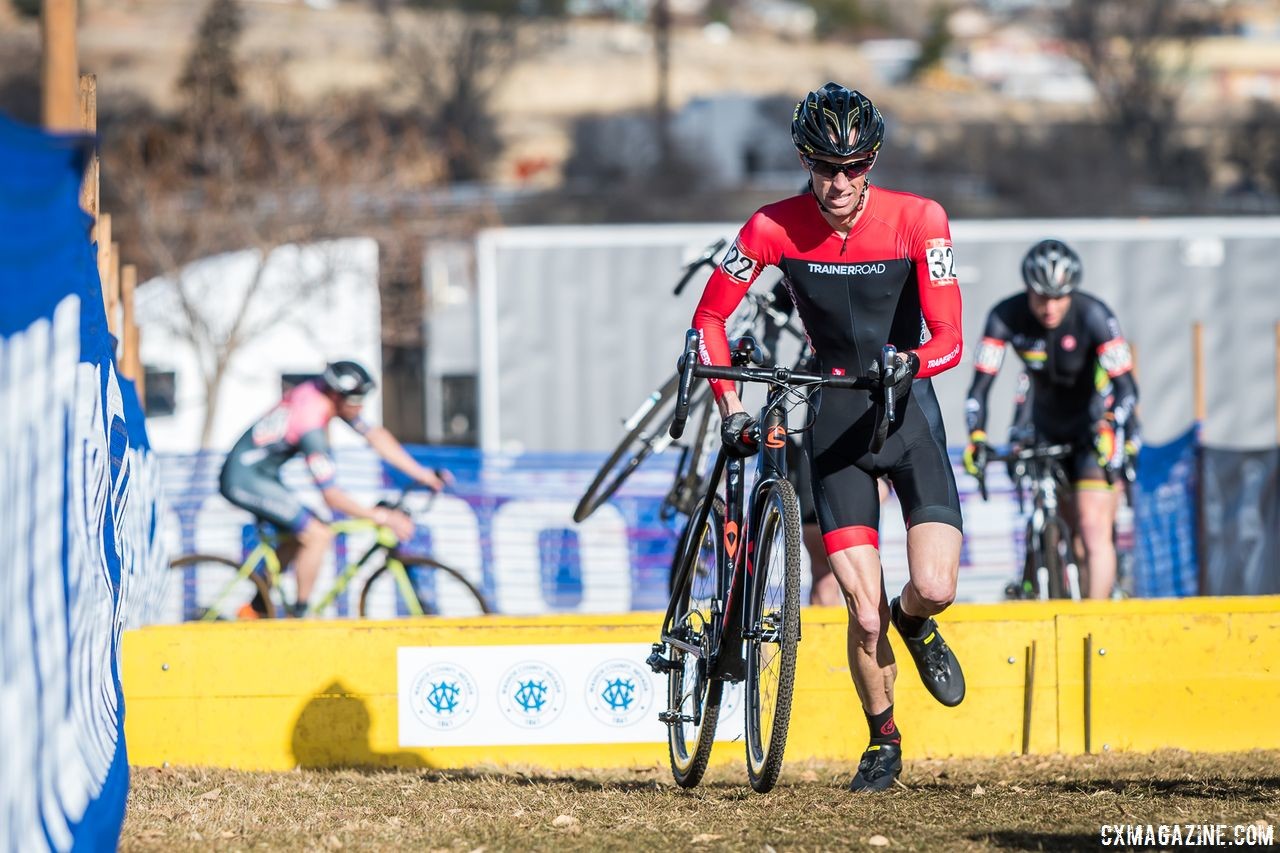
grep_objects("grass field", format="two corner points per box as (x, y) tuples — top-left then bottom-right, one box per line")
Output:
(122, 750), (1280, 851)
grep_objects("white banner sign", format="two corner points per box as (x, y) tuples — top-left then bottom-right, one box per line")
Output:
(397, 643), (745, 747)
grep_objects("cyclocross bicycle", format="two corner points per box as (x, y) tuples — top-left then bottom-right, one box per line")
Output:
(168, 488), (491, 620)
(647, 329), (897, 793)
(572, 238), (806, 524)
(975, 443), (1082, 600)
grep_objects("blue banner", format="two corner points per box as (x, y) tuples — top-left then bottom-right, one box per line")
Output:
(1130, 425), (1201, 597)
(1, 114), (166, 851)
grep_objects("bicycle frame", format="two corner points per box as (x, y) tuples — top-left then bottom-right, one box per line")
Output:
(197, 517), (429, 620)
(659, 386), (793, 683)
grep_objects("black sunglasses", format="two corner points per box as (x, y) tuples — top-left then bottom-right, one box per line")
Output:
(803, 154), (876, 180)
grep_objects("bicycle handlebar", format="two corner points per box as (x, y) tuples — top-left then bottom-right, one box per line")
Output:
(669, 329), (896, 447)
(973, 443), (1075, 502)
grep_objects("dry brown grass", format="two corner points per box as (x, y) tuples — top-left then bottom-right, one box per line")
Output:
(122, 750), (1280, 851)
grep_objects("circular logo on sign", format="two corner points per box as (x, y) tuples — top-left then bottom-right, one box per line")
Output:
(1060, 334), (1077, 352)
(586, 658), (655, 727)
(498, 661), (566, 729)
(409, 663), (479, 731)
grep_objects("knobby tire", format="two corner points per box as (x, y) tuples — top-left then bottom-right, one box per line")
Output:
(667, 496), (725, 789)
(744, 478), (802, 793)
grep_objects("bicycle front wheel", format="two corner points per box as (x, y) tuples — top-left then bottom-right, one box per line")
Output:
(1040, 522), (1069, 600)
(573, 373), (682, 524)
(358, 555), (490, 618)
(666, 496), (725, 789)
(744, 478), (802, 793)
(169, 553), (275, 621)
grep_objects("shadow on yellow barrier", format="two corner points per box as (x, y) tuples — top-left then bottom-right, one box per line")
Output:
(291, 681), (426, 770)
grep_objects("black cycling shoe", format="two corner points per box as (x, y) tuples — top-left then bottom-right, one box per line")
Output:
(891, 597), (966, 707)
(848, 743), (902, 793)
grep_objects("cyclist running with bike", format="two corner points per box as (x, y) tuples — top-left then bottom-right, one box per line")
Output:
(963, 239), (1139, 599)
(692, 83), (967, 793)
(219, 360), (447, 616)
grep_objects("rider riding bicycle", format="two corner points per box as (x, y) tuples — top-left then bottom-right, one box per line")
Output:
(218, 360), (447, 616)
(963, 239), (1140, 600)
(692, 83), (967, 793)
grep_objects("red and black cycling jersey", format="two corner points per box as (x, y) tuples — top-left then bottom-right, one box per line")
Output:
(965, 291), (1139, 442)
(692, 187), (966, 549)
(693, 187), (963, 395)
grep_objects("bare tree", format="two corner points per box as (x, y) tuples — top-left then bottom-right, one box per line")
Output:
(1053, 0), (1220, 186)
(391, 7), (561, 181)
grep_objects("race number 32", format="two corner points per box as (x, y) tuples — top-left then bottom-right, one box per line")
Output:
(925, 238), (957, 286)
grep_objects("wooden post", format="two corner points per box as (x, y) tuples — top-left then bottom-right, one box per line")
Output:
(1192, 322), (1205, 423)
(41, 0), (79, 131)
(107, 241), (121, 339)
(121, 264), (143, 396)
(79, 74), (99, 225)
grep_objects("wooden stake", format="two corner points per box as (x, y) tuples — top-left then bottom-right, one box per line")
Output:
(41, 0), (79, 131)
(79, 73), (99, 226)
(107, 240), (121, 339)
(95, 212), (111, 289)
(1192, 322), (1205, 423)
(122, 264), (142, 392)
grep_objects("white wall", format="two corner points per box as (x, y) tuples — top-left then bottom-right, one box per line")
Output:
(137, 238), (382, 453)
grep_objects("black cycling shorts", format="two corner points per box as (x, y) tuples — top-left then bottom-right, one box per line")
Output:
(804, 379), (962, 552)
(784, 436), (818, 525)
(219, 458), (312, 533)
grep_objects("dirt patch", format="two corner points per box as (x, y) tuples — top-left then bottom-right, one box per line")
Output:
(122, 750), (1280, 851)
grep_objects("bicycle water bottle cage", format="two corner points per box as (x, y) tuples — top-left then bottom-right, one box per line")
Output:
(730, 336), (764, 366)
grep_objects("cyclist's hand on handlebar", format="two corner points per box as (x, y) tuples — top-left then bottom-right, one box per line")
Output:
(866, 351), (918, 393)
(374, 506), (416, 541)
(417, 467), (451, 492)
(1094, 416), (1119, 469)
(963, 430), (990, 477)
(720, 411), (759, 458)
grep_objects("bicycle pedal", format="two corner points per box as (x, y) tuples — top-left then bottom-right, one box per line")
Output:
(657, 710), (693, 725)
(646, 648), (678, 673)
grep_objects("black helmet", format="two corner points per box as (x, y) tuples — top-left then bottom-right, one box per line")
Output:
(320, 360), (376, 399)
(791, 82), (885, 159)
(1021, 239), (1082, 298)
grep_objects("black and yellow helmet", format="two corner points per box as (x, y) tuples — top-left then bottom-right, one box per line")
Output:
(791, 82), (885, 159)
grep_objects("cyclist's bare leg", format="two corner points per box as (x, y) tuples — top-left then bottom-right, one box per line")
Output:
(1074, 485), (1118, 599)
(294, 518), (335, 606)
(828, 545), (897, 714)
(897, 522), (962, 619)
(805, 523), (841, 606)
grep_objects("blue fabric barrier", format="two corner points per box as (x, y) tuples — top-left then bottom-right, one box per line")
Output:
(1130, 425), (1201, 597)
(1, 113), (167, 852)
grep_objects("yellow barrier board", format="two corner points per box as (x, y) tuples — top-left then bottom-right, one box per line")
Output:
(122, 597), (1280, 771)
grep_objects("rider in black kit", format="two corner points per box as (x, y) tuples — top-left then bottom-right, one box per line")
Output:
(963, 239), (1139, 599)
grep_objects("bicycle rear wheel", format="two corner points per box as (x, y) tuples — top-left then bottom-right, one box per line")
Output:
(358, 555), (490, 617)
(744, 478), (802, 794)
(666, 496), (725, 789)
(169, 553), (275, 621)
(573, 373), (683, 524)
